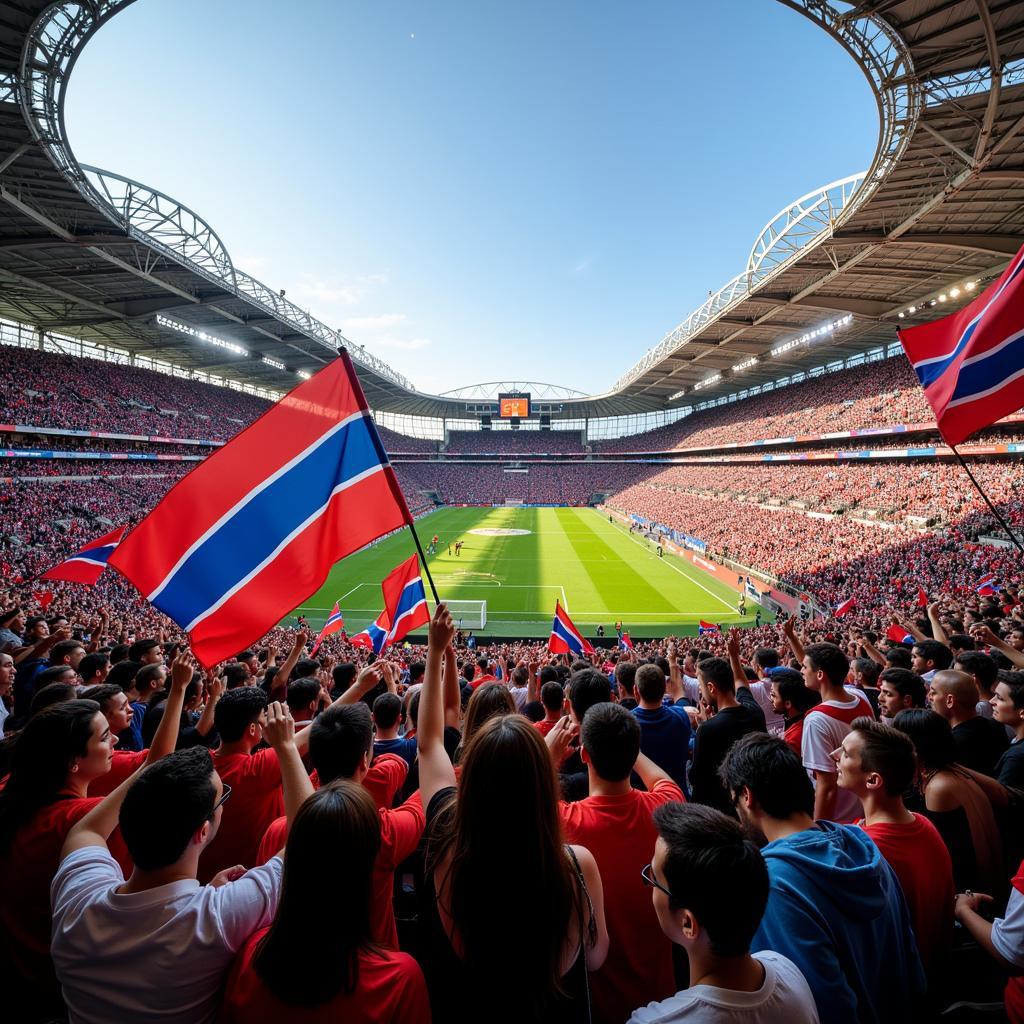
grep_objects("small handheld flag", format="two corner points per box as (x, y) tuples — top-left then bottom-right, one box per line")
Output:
(916, 587), (929, 608)
(39, 526), (127, 586)
(619, 633), (634, 651)
(310, 601), (345, 656)
(885, 624), (914, 644)
(350, 611), (391, 655)
(698, 620), (719, 635)
(834, 597), (856, 617)
(549, 602), (595, 656)
(381, 554), (430, 645)
(897, 244), (1024, 447)
(108, 354), (413, 667)
(976, 573), (999, 597)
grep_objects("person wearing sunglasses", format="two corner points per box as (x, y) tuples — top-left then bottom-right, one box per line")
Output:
(631, 802), (818, 1023)
(50, 699), (313, 1024)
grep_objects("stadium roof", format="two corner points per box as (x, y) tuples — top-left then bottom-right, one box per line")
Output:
(0, 1), (1022, 420)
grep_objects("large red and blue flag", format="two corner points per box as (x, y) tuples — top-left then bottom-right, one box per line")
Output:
(619, 632), (634, 651)
(976, 573), (1000, 596)
(549, 601), (594, 656)
(40, 525), (126, 586)
(310, 601), (345, 656)
(698, 620), (719, 635)
(898, 243), (1024, 446)
(381, 553), (430, 645)
(350, 610), (391, 655)
(108, 354), (413, 667)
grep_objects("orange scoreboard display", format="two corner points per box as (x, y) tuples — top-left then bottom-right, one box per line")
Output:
(498, 394), (531, 418)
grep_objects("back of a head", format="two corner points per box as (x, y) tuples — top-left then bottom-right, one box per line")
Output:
(853, 657), (881, 686)
(568, 668), (612, 721)
(719, 732), (814, 819)
(461, 683), (515, 749)
(540, 680), (564, 712)
(332, 662), (356, 691)
(119, 746), (216, 870)
(293, 658), (320, 681)
(78, 652), (109, 682)
(106, 660), (141, 692)
(254, 781), (381, 1005)
(931, 669), (978, 712)
(0, 699), (100, 852)
(614, 660), (636, 694)
(222, 663), (251, 690)
(772, 670), (818, 712)
(892, 707), (955, 771)
(581, 702), (640, 782)
(372, 691), (402, 730)
(955, 650), (999, 689)
(653, 802), (768, 956)
(286, 677), (320, 716)
(79, 684), (122, 715)
(635, 663), (666, 703)
(48, 638), (83, 667)
(754, 647), (779, 672)
(33, 666), (76, 692)
(804, 643), (849, 688)
(697, 657), (734, 694)
(308, 702), (372, 784)
(213, 687), (268, 743)
(885, 646), (913, 669)
(851, 717), (916, 796)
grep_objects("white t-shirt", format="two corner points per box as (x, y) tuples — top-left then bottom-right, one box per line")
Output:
(745, 680), (784, 735)
(992, 882), (1024, 969)
(801, 688), (870, 823)
(509, 684), (530, 711)
(628, 950), (819, 1023)
(51, 845), (283, 1024)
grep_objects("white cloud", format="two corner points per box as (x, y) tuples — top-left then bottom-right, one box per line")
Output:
(342, 313), (409, 333)
(289, 271), (391, 310)
(374, 335), (432, 351)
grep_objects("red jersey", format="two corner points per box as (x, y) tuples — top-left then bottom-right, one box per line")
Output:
(862, 813), (954, 973)
(470, 673), (497, 690)
(88, 748), (148, 798)
(222, 927), (430, 1024)
(559, 779), (684, 1024)
(361, 754), (408, 810)
(257, 791), (424, 949)
(534, 719), (560, 737)
(200, 747), (284, 883)
(0, 796), (132, 1004)
(1007, 861), (1024, 1023)
(783, 717), (805, 756)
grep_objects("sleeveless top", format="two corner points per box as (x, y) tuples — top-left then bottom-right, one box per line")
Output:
(419, 787), (593, 1024)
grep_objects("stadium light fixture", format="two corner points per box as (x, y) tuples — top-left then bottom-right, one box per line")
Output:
(156, 314), (248, 357)
(296, 370), (311, 380)
(939, 293), (947, 302)
(950, 287), (960, 298)
(693, 373), (722, 392)
(668, 389), (686, 401)
(966, 281), (977, 291)
(732, 356), (758, 373)
(769, 314), (853, 358)
(908, 306), (916, 314)
(261, 356), (286, 370)
(898, 312), (905, 318)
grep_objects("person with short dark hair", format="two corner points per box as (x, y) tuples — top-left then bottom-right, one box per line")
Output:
(956, 649), (1001, 718)
(559, 703), (683, 1024)
(721, 733), (924, 1023)
(559, 668), (614, 801)
(127, 638), (162, 665)
(991, 673), (1024, 789)
(285, 676), (321, 724)
(631, 663), (692, 799)
(535, 680), (565, 736)
(835, 717), (954, 977)
(77, 652), (110, 689)
(630, 802), (818, 1023)
(372, 691), (417, 768)
(223, 663), (252, 690)
(48, 637), (86, 672)
(912, 639), (953, 680)
(50, 702), (311, 1024)
(689, 647), (765, 814)
(877, 667), (926, 723)
(768, 668), (818, 755)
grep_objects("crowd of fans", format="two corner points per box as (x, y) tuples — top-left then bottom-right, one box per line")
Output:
(445, 429), (587, 454)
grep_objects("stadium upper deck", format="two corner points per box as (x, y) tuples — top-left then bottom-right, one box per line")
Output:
(0, 1), (1022, 427)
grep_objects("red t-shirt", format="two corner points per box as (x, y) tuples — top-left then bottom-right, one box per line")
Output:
(534, 719), (559, 737)
(221, 927), (431, 1024)
(862, 813), (955, 972)
(200, 747), (284, 883)
(0, 796), (132, 1002)
(1007, 860), (1024, 1023)
(88, 749), (148, 798)
(361, 754), (408, 810)
(783, 717), (804, 756)
(470, 673), (497, 690)
(559, 779), (684, 1024)
(257, 791), (424, 949)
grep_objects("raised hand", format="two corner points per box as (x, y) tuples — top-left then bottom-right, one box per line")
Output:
(429, 602), (455, 650)
(169, 649), (196, 691)
(263, 701), (295, 750)
(544, 715), (579, 765)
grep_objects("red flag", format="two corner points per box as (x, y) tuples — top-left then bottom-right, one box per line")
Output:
(33, 591), (53, 612)
(917, 587), (929, 608)
(834, 597), (855, 617)
(897, 245), (1024, 445)
(381, 554), (429, 645)
(549, 602), (594, 656)
(39, 526), (127, 586)
(310, 601), (345, 656)
(886, 624), (913, 644)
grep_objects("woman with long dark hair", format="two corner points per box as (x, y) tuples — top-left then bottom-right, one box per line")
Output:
(418, 605), (608, 1023)
(455, 680), (515, 760)
(222, 780), (430, 1023)
(0, 700), (124, 1018)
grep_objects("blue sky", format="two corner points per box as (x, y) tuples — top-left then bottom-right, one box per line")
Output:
(66, 0), (877, 396)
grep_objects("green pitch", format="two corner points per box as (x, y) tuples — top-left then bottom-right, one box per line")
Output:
(293, 506), (766, 638)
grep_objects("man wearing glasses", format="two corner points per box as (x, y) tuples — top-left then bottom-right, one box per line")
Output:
(50, 700), (313, 1024)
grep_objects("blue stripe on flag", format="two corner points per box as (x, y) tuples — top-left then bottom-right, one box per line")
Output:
(947, 329), (1024, 407)
(78, 544), (116, 563)
(156, 415), (381, 629)
(552, 618), (582, 653)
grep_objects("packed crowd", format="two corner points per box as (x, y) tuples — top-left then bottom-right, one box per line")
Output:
(445, 429), (587, 454)
(2, 579), (1023, 1023)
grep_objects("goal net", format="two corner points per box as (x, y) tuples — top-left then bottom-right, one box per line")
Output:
(447, 600), (487, 630)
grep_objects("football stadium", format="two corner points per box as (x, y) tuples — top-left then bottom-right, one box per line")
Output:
(2, 1), (1024, 1021)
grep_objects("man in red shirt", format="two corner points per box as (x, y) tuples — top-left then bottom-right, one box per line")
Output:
(556, 702), (683, 1024)
(200, 664), (383, 882)
(834, 716), (954, 979)
(769, 668), (818, 755)
(256, 701), (424, 949)
(534, 680), (565, 737)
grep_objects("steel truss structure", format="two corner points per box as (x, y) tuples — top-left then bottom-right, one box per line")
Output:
(0, 1), (1022, 421)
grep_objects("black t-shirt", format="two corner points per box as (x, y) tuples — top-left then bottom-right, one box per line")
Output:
(689, 689), (766, 814)
(952, 716), (1010, 778)
(996, 741), (1024, 791)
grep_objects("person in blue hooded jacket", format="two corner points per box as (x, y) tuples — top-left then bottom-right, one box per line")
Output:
(720, 733), (926, 1023)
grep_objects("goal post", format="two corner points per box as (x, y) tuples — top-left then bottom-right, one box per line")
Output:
(446, 600), (487, 630)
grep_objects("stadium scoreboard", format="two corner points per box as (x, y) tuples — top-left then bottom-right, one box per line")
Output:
(498, 393), (531, 418)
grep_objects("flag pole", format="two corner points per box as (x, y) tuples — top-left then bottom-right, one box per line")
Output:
(335, 345), (441, 606)
(950, 443), (1024, 559)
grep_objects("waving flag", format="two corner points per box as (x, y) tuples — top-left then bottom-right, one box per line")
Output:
(619, 633), (634, 651)
(350, 611), (391, 655)
(834, 597), (856, 617)
(109, 354), (412, 667)
(310, 601), (345, 656)
(885, 624), (914, 644)
(381, 554), (430, 645)
(916, 587), (929, 608)
(698, 620), (719, 635)
(549, 602), (594, 656)
(898, 243), (1024, 445)
(977, 573), (1000, 597)
(39, 526), (126, 586)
